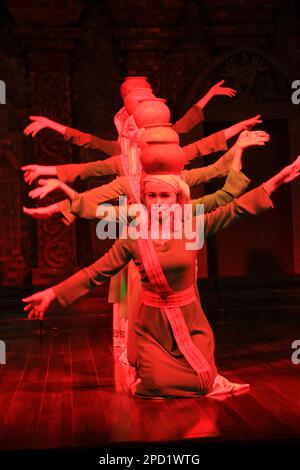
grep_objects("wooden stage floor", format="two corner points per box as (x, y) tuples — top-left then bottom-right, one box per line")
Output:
(0, 313), (300, 452)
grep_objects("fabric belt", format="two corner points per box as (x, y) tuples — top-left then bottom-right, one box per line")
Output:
(142, 285), (196, 308)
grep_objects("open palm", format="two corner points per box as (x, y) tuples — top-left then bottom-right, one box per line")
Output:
(22, 165), (45, 185)
(23, 116), (51, 138)
(28, 179), (61, 200)
(210, 80), (237, 97)
(22, 289), (54, 320)
(240, 115), (262, 130)
(278, 156), (300, 183)
(237, 130), (270, 149)
(23, 206), (54, 219)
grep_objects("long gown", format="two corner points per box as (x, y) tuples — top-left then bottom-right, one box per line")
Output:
(55, 111), (227, 342)
(52, 185), (273, 398)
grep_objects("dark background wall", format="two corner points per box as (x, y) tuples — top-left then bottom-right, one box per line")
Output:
(0, 0), (299, 287)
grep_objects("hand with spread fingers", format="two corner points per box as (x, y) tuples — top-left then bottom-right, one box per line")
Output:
(239, 114), (262, 130)
(235, 129), (270, 149)
(209, 80), (237, 98)
(23, 116), (66, 138)
(273, 155), (300, 184)
(28, 179), (62, 200)
(22, 288), (56, 320)
(23, 204), (59, 219)
(21, 164), (57, 186)
(263, 155), (300, 195)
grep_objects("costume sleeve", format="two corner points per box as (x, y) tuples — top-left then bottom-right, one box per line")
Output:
(202, 185), (274, 238)
(64, 126), (121, 156)
(53, 239), (133, 306)
(56, 155), (123, 183)
(183, 131), (227, 163)
(172, 105), (204, 134)
(191, 169), (250, 215)
(56, 177), (131, 225)
(68, 171), (250, 223)
(181, 148), (234, 187)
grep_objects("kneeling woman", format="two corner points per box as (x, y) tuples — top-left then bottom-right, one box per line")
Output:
(23, 157), (300, 399)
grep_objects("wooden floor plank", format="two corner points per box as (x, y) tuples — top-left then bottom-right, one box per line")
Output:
(69, 331), (110, 446)
(0, 336), (50, 449)
(34, 332), (73, 449)
(0, 315), (300, 449)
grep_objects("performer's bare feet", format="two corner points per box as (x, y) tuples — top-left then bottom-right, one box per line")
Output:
(206, 374), (250, 399)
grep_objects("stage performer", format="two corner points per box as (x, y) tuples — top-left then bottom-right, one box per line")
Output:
(22, 130), (268, 225)
(21, 78), (241, 353)
(22, 156), (298, 402)
(22, 130), (269, 365)
(22, 79), (237, 158)
(21, 114), (262, 186)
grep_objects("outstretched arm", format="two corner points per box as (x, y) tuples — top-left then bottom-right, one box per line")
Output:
(181, 148), (235, 187)
(27, 179), (77, 201)
(203, 156), (300, 238)
(63, 126), (121, 156)
(191, 169), (250, 215)
(55, 155), (123, 183)
(172, 80), (237, 134)
(22, 165), (58, 185)
(64, 168), (250, 226)
(22, 238), (133, 319)
(22, 154), (123, 186)
(23, 176), (131, 225)
(23, 116), (121, 156)
(190, 133), (266, 213)
(183, 130), (228, 162)
(183, 115), (263, 163)
(224, 115), (262, 140)
(24, 116), (66, 137)
(182, 130), (270, 187)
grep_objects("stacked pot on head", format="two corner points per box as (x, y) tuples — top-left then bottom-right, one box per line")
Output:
(120, 76), (152, 100)
(132, 98), (185, 174)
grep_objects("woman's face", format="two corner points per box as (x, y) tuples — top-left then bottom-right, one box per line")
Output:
(144, 182), (177, 222)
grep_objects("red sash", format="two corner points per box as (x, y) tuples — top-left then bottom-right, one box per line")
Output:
(136, 237), (212, 391)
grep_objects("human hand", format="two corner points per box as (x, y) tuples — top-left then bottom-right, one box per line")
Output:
(22, 165), (51, 185)
(28, 179), (61, 200)
(236, 130), (270, 150)
(22, 288), (56, 320)
(263, 156), (300, 195)
(23, 116), (53, 138)
(274, 156), (300, 184)
(23, 204), (58, 219)
(239, 114), (262, 131)
(209, 80), (237, 98)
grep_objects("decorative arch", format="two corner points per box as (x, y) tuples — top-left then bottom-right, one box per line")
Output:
(181, 46), (292, 112)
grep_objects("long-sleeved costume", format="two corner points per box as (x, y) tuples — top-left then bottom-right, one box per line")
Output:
(54, 148), (250, 358)
(57, 130), (227, 182)
(59, 169), (250, 224)
(56, 108), (227, 349)
(53, 186), (273, 398)
(63, 104), (206, 157)
(56, 149), (247, 225)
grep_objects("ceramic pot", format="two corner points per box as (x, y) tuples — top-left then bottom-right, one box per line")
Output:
(133, 98), (171, 127)
(121, 76), (152, 99)
(137, 123), (179, 149)
(124, 88), (155, 115)
(140, 143), (186, 174)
